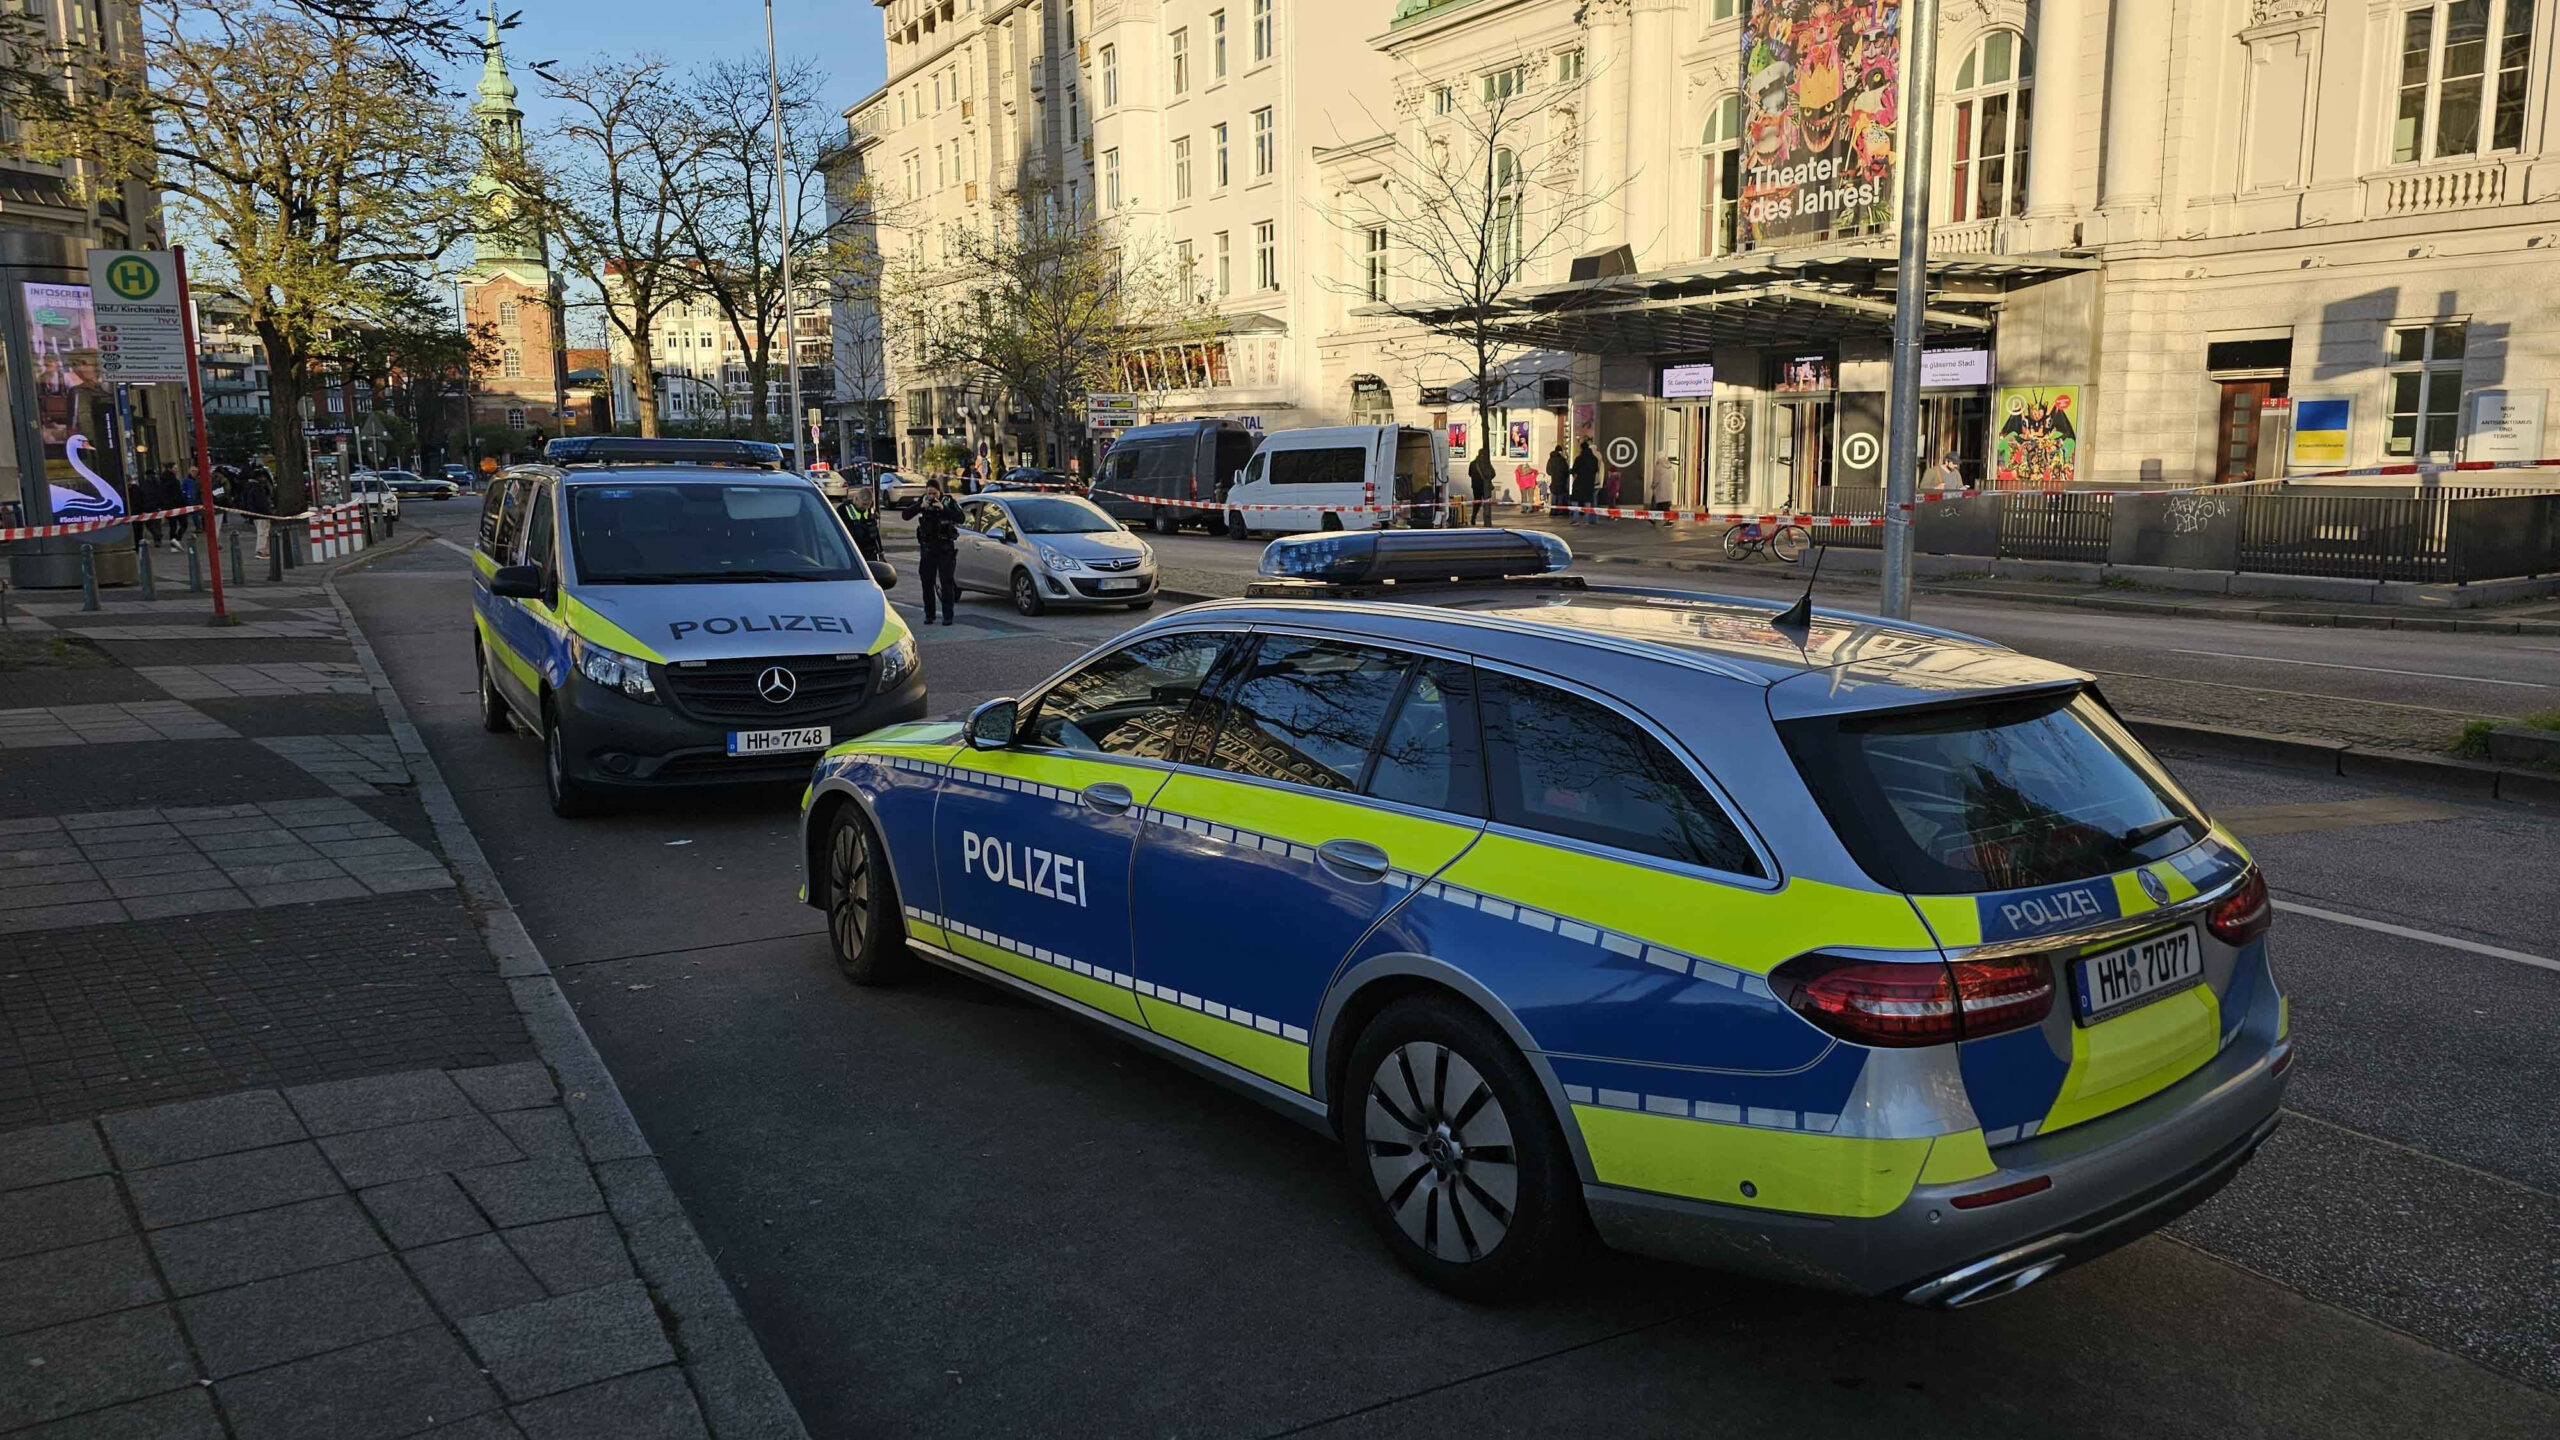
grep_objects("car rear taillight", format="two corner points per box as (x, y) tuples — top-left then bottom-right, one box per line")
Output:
(2206, 867), (2272, 947)
(1772, 952), (2053, 1049)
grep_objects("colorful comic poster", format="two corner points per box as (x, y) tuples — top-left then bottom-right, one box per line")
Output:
(1740, 0), (1901, 247)
(1506, 420), (1531, 456)
(1994, 386), (2080, 489)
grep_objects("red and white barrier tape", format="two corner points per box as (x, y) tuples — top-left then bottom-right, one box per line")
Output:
(2285, 457), (2560, 480)
(0, 505), (203, 542)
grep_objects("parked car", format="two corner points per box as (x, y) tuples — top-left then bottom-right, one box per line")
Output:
(441, 463), (476, 490)
(1088, 419), (1262, 535)
(1222, 424), (1449, 536)
(986, 467), (1080, 494)
(344, 472), (403, 521)
(952, 492), (1157, 614)
(379, 469), (462, 500)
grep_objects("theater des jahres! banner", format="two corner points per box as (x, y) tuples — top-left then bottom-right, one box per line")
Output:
(1740, 0), (1901, 248)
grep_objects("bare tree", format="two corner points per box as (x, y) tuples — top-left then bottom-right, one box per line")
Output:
(19, 1), (477, 511)
(893, 192), (1214, 469)
(669, 56), (869, 442)
(508, 57), (708, 438)
(1316, 66), (1626, 456)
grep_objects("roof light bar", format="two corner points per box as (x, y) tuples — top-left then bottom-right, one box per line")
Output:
(1255, 528), (1573, 586)
(544, 437), (786, 470)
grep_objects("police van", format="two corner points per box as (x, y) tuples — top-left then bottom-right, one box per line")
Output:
(473, 438), (925, 817)
(794, 529), (2287, 1304)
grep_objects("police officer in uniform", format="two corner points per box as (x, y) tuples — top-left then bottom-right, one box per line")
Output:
(840, 488), (883, 563)
(913, 478), (963, 625)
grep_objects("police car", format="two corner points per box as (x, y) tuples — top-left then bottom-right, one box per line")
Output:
(795, 530), (2287, 1303)
(473, 438), (924, 817)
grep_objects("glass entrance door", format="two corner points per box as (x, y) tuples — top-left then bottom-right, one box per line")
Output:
(1771, 399), (1833, 511)
(2216, 380), (2283, 483)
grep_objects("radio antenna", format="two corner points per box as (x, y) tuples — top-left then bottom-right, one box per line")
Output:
(1771, 543), (1827, 638)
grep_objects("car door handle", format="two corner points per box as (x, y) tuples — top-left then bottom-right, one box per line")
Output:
(1081, 782), (1134, 816)
(1315, 838), (1392, 885)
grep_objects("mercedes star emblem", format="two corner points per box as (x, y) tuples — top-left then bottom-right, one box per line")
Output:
(2137, 867), (2170, 905)
(756, 666), (799, 704)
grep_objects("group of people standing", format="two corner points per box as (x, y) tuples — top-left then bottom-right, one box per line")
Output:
(124, 467), (197, 549)
(1458, 438), (1607, 527)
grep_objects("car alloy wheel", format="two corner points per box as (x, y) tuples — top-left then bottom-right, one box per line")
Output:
(1364, 1040), (1520, 1265)
(1012, 568), (1046, 616)
(825, 808), (912, 985)
(477, 642), (512, 734)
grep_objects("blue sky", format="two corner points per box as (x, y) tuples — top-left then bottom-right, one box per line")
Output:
(485, 0), (888, 129)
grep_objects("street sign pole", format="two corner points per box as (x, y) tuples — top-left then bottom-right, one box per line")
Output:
(173, 247), (231, 625)
(765, 0), (808, 473)
(1881, 0), (1942, 622)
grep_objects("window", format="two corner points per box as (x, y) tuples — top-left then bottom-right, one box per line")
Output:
(1478, 672), (1762, 877)
(1432, 86), (1453, 116)
(505, 406), (526, 429)
(1255, 220), (1277, 291)
(1701, 94), (1743, 257)
(2386, 321), (2467, 458)
(1024, 634), (1229, 757)
(1948, 30), (2031, 222)
(1251, 106), (1275, 176)
(1205, 637), (1411, 793)
(478, 476), (522, 557)
(1102, 147), (1121, 208)
(1480, 64), (1527, 104)
(568, 484), (860, 584)
(1170, 28), (1189, 95)
(1099, 44), (1117, 107)
(1215, 230), (1232, 295)
(502, 348), (524, 378)
(517, 481), (555, 571)
(1363, 226), (1388, 303)
(1173, 135), (1193, 200)
(1212, 9), (1227, 78)
(1368, 660), (1483, 815)
(1266, 446), (1366, 485)
(1252, 0), (1272, 62)
(497, 300), (519, 326)
(2395, 0), (2536, 162)
(1555, 48), (1583, 83)
(1176, 238), (1196, 289)
(1712, 0), (1739, 17)
(1214, 122), (1230, 187)
(1491, 149), (1521, 276)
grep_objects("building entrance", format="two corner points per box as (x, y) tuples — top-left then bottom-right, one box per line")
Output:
(1772, 398), (1833, 510)
(2216, 379), (2285, 483)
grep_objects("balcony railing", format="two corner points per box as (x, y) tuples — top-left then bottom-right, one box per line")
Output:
(2371, 159), (2510, 217)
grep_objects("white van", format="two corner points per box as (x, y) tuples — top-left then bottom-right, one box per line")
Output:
(1220, 425), (1448, 537)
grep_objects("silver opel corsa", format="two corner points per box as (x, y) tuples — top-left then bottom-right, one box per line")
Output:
(952, 493), (1161, 615)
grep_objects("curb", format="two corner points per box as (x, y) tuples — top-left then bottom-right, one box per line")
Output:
(320, 524), (436, 577)
(321, 575), (809, 1440)
(2123, 715), (2559, 806)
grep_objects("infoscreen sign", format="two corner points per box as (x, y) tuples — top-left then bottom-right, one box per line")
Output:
(1739, 0), (1901, 248)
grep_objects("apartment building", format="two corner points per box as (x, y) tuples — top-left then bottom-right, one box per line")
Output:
(607, 286), (836, 431)
(1319, 0), (2560, 505)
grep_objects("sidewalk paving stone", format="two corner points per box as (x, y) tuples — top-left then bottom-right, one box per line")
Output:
(0, 1121), (108, 1191)
(358, 1173), (490, 1249)
(458, 1279), (673, 1403)
(449, 1061), (556, 1115)
(286, 1070), (476, 1135)
(455, 1158), (604, 1228)
(5, 1386), (226, 1440)
(125, 1142), (342, 1229)
(490, 1107), (581, 1161)
(100, 1089), (306, 1170)
(405, 1233), (549, 1322)
(502, 1214), (632, 1296)
(320, 1113), (523, 1188)
(0, 1176), (129, 1261)
(0, 805), (451, 936)
(0, 1236), (161, 1337)
(509, 1367), (708, 1440)
(0, 1305), (194, 1431)
(146, 1193), (384, 1296)
(214, 1324), (500, 1440)
(179, 1254), (435, 1378)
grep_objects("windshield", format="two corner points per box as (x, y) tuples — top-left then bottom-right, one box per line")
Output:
(567, 482), (861, 584)
(1780, 689), (2206, 896)
(1008, 497), (1118, 534)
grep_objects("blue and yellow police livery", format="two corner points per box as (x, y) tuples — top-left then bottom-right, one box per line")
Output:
(472, 440), (925, 817)
(796, 531), (2288, 1304)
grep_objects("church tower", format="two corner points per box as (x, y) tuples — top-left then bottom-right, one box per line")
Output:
(460, 1), (565, 447)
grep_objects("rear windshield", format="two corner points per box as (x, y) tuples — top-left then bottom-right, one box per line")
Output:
(1007, 496), (1118, 534)
(567, 483), (860, 584)
(1779, 689), (2205, 896)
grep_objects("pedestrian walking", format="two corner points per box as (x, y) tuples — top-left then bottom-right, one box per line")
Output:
(1934, 452), (1967, 493)
(1466, 447), (1496, 527)
(159, 469), (191, 544)
(1544, 442), (1570, 519)
(238, 464), (277, 558)
(1569, 440), (1600, 526)
(913, 478), (963, 625)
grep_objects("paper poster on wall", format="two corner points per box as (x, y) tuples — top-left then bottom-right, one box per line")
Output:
(2288, 397), (2352, 469)
(2465, 390), (2545, 464)
(1447, 423), (1469, 453)
(1919, 348), (1992, 388)
(1573, 402), (1596, 442)
(1739, 0), (1901, 248)
(1993, 386), (2079, 488)
(1507, 420), (1531, 456)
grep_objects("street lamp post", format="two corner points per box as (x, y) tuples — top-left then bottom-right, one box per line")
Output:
(765, 0), (808, 471)
(1881, 0), (1943, 622)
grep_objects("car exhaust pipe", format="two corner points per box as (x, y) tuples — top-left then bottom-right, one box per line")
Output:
(1932, 1254), (2069, 1308)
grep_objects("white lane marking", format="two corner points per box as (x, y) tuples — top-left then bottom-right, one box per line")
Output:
(2274, 899), (2560, 975)
(434, 537), (476, 558)
(2171, 648), (2552, 690)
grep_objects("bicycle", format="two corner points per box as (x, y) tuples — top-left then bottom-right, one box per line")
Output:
(1722, 521), (1810, 563)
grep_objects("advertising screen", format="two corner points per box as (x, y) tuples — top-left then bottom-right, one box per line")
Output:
(23, 282), (124, 524)
(1740, 0), (1901, 248)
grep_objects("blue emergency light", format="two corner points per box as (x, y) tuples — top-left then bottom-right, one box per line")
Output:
(1255, 528), (1573, 586)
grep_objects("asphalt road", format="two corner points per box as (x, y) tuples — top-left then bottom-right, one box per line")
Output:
(348, 501), (2559, 1439)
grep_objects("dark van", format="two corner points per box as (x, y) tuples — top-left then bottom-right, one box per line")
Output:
(1088, 420), (1262, 534)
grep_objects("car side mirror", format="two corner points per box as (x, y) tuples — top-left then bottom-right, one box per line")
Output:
(868, 560), (898, 588)
(490, 563), (545, 599)
(966, 698), (1017, 751)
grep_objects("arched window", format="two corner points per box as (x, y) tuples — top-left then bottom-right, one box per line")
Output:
(1700, 94), (1743, 257)
(497, 300), (519, 327)
(502, 348), (523, 378)
(1948, 31), (2031, 221)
